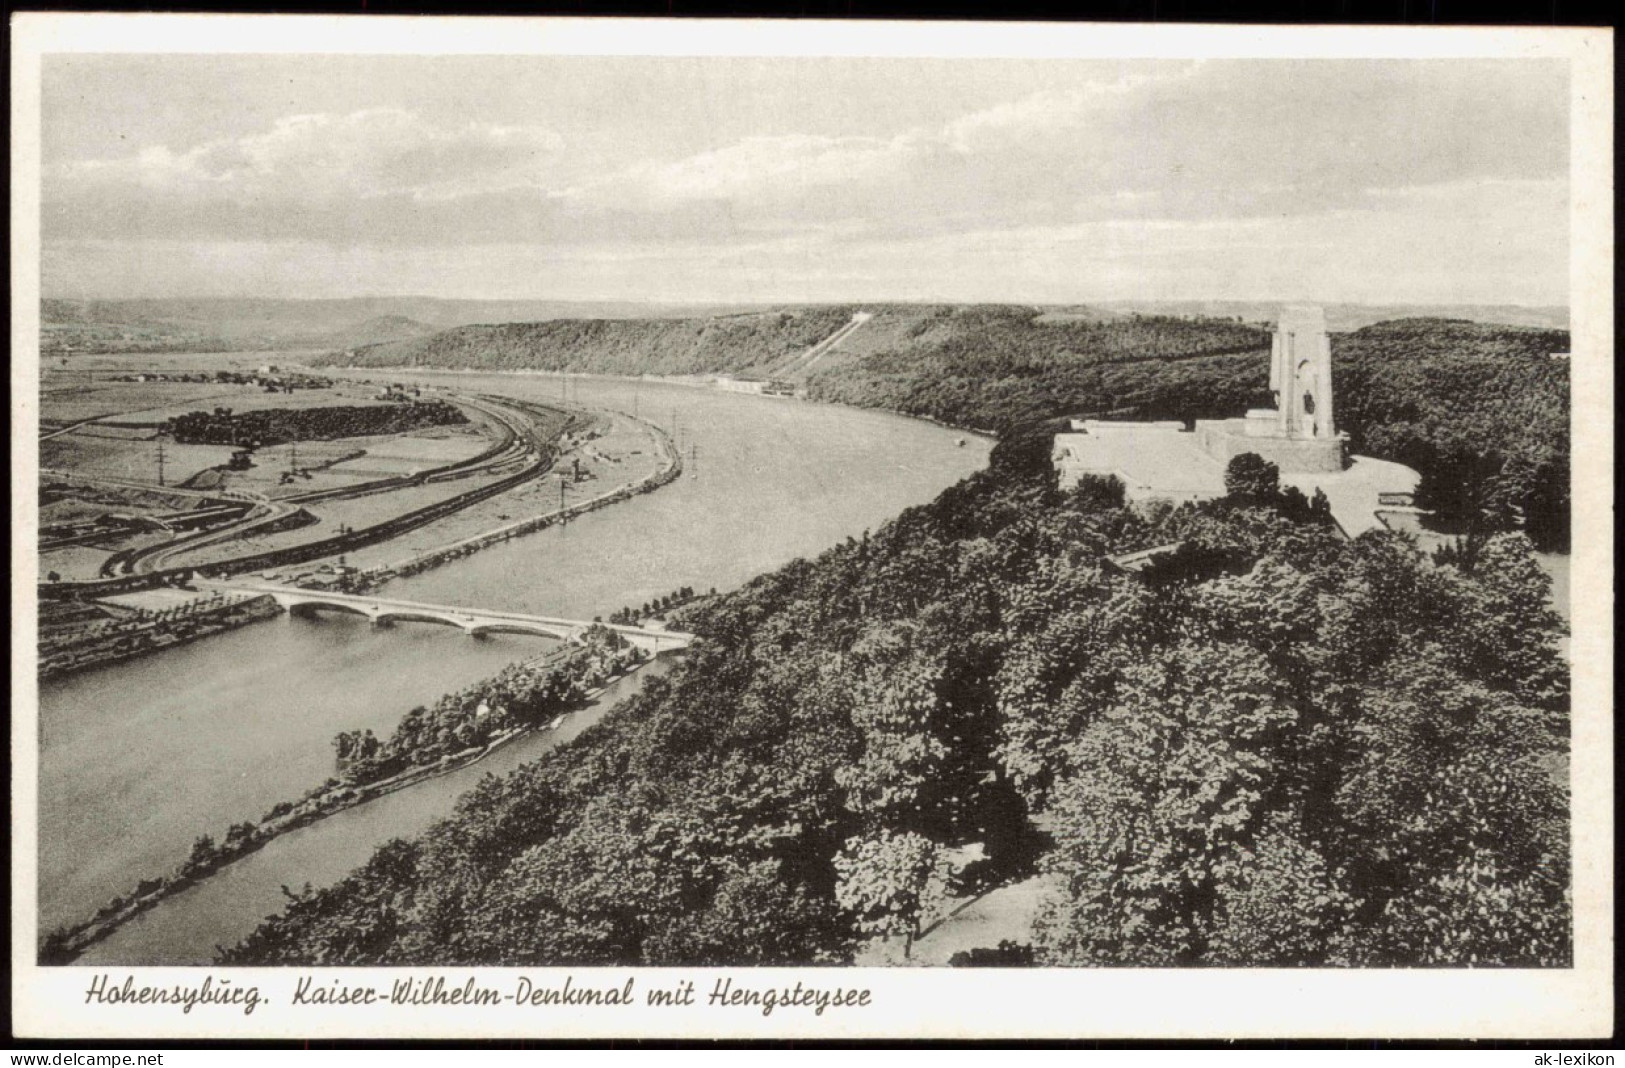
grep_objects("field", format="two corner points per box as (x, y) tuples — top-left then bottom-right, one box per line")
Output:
(333, 410), (662, 574)
(42, 379), (392, 427)
(43, 350), (327, 376)
(40, 382), (243, 425)
(41, 434), (238, 486)
(33, 366), (569, 583)
(214, 425), (489, 498)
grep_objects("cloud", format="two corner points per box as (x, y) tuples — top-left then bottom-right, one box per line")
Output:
(40, 58), (1569, 304)
(581, 133), (918, 204)
(557, 58), (1566, 248)
(55, 108), (564, 206)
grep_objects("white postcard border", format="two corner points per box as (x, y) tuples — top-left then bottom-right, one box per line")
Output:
(9, 14), (1613, 1040)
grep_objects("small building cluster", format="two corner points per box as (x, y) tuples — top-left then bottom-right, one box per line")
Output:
(714, 373), (798, 397)
(110, 368), (333, 391)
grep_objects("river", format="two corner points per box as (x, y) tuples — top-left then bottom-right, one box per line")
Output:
(41, 377), (993, 964)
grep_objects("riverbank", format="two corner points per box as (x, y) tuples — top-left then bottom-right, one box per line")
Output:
(324, 364), (1005, 444)
(348, 415), (682, 590)
(38, 594), (280, 681)
(39, 374), (993, 965)
(42, 648), (662, 964)
(37, 406), (683, 680)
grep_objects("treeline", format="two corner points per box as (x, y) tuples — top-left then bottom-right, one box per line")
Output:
(803, 308), (1270, 432)
(605, 586), (706, 627)
(219, 431), (1568, 968)
(333, 626), (646, 786)
(161, 401), (467, 448)
(42, 625), (647, 964)
(1331, 319), (1571, 550)
(323, 305), (1571, 550)
(324, 308), (864, 377)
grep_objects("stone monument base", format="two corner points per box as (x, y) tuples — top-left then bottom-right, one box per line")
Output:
(1193, 418), (1345, 474)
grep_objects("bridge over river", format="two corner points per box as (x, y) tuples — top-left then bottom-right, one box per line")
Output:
(203, 582), (694, 652)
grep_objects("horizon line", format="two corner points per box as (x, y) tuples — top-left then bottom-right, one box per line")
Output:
(39, 294), (1572, 311)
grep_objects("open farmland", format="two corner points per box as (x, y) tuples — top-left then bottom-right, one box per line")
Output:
(41, 434), (238, 486)
(38, 545), (119, 583)
(40, 383), (246, 425)
(45, 350), (328, 377)
(85, 383), (391, 426)
(36, 362), (580, 590)
(215, 426), (490, 496)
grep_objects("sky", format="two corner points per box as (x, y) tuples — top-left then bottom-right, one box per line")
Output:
(40, 55), (1570, 306)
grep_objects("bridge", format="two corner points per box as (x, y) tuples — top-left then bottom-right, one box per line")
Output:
(205, 583), (694, 652)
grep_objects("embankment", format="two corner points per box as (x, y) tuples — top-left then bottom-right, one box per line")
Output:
(352, 418), (682, 590)
(38, 595), (281, 681)
(41, 650), (660, 965)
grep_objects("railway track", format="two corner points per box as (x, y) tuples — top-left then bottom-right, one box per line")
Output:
(100, 391), (565, 578)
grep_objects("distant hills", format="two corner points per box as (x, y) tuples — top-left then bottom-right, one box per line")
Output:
(326, 315), (439, 348)
(325, 306), (886, 378)
(1089, 300), (1569, 332)
(322, 300), (1570, 386)
(39, 296), (1569, 358)
(39, 297), (704, 356)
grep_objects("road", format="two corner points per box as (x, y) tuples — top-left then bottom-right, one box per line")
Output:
(111, 391), (564, 577)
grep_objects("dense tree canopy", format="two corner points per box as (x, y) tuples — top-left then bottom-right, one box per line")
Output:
(222, 426), (1568, 968)
(162, 401), (466, 448)
(1331, 319), (1570, 550)
(327, 307), (1570, 548)
(232, 309), (1571, 966)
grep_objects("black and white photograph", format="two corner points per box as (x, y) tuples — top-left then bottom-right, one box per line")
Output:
(10, 15), (1612, 1040)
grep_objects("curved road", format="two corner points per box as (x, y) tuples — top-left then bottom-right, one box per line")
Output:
(113, 391), (564, 576)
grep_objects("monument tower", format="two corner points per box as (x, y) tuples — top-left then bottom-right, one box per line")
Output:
(1052, 303), (1409, 536)
(1269, 304), (1336, 440)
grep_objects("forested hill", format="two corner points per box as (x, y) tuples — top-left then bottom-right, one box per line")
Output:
(325, 307), (1570, 548)
(223, 429), (1569, 969)
(320, 305), (1271, 419)
(325, 305), (874, 378)
(1332, 319), (1570, 550)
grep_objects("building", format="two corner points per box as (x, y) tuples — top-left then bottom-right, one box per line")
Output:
(714, 374), (768, 395)
(1053, 304), (1420, 537)
(716, 374), (797, 396)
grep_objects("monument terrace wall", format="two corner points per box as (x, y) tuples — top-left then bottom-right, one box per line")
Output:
(1194, 418), (1345, 473)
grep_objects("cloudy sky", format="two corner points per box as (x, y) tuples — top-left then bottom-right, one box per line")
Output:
(41, 55), (1568, 306)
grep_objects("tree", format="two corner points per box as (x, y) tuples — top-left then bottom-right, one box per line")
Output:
(834, 622), (949, 827)
(833, 829), (951, 959)
(181, 834), (218, 877)
(1036, 643), (1297, 965)
(1224, 452), (1280, 500)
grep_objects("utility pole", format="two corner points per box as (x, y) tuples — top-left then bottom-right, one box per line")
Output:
(289, 433), (299, 477)
(559, 478), (567, 521)
(156, 437), (167, 488)
(689, 442), (697, 477)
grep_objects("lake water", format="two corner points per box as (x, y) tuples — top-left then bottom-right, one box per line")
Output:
(42, 377), (992, 963)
